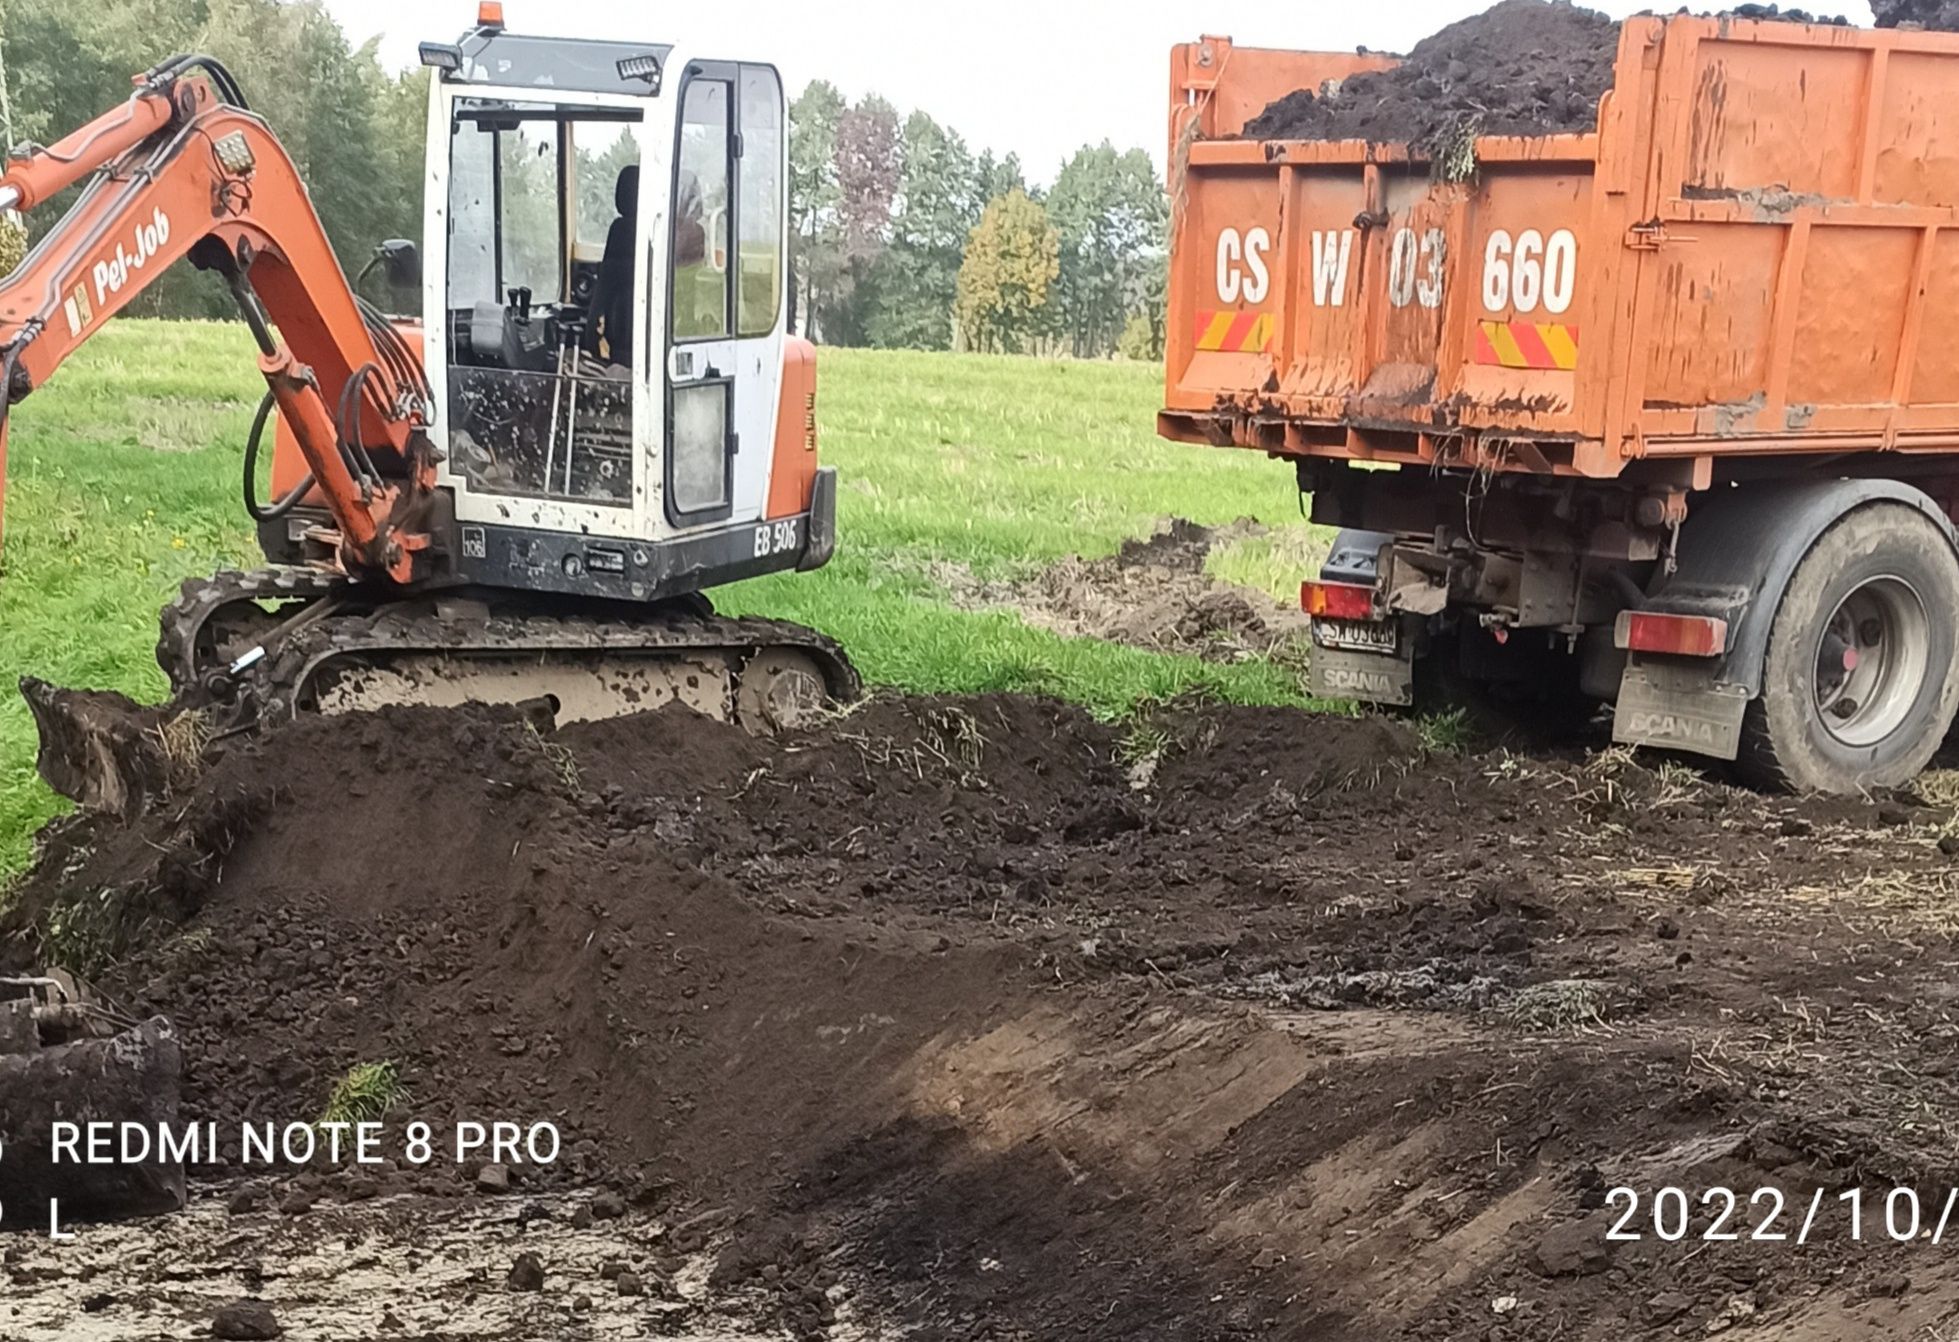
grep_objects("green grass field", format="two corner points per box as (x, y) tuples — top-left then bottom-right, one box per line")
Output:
(0, 324), (1326, 879)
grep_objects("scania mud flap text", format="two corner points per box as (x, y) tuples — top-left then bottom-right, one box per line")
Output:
(1310, 626), (1414, 707)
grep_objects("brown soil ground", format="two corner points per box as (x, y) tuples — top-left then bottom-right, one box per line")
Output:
(8, 695), (1959, 1338)
(1240, 2), (1863, 147)
(940, 517), (1314, 663)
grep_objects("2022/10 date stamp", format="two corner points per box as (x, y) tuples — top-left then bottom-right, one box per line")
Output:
(1608, 1185), (1959, 1246)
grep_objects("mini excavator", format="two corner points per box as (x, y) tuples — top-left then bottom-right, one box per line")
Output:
(5, 8), (858, 809)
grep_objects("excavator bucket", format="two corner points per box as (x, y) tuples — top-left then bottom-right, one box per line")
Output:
(19, 677), (183, 821)
(0, 980), (186, 1229)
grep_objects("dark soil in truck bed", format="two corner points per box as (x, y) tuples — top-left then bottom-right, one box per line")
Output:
(1241, 1), (1623, 145)
(10, 691), (1959, 1337)
(1239, 2), (1874, 149)
(1872, 0), (1959, 28)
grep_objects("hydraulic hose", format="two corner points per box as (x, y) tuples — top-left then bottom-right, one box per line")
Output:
(242, 388), (314, 523)
(0, 341), (21, 439)
(0, 324), (38, 444)
(141, 54), (250, 110)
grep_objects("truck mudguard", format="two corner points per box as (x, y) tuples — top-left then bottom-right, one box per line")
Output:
(1321, 529), (1395, 585)
(1644, 479), (1959, 698)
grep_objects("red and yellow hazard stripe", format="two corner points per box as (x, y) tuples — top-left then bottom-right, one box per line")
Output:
(1472, 320), (1579, 371)
(1194, 310), (1275, 353)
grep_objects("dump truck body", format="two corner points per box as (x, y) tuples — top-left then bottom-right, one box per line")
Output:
(1166, 16), (1959, 477)
(1162, 16), (1959, 792)
(1165, 17), (1959, 478)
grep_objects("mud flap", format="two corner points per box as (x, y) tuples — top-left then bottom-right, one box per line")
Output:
(1311, 644), (1415, 707)
(797, 466), (839, 572)
(1611, 657), (1749, 760)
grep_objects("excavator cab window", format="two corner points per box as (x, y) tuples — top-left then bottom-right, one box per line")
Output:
(443, 98), (643, 508)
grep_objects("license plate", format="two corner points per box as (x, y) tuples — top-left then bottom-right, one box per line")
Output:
(1314, 617), (1398, 654)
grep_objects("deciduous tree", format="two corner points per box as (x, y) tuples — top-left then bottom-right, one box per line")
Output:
(954, 188), (1059, 354)
(788, 80), (845, 338)
(1047, 142), (1166, 357)
(865, 111), (982, 349)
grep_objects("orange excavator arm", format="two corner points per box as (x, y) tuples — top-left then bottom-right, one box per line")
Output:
(0, 54), (433, 583)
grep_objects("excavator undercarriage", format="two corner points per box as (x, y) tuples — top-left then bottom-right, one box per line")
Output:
(27, 568), (860, 817)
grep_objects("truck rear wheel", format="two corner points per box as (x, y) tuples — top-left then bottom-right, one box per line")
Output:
(1737, 503), (1959, 793)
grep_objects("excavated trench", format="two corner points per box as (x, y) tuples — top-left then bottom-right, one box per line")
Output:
(7, 688), (1959, 1338)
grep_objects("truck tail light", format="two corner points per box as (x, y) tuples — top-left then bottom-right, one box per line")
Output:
(1301, 579), (1377, 620)
(1616, 611), (1729, 658)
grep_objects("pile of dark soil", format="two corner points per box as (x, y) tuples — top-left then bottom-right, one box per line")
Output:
(1243, 1), (1622, 144)
(1240, 2), (1876, 148)
(9, 694), (1959, 1337)
(1872, 0), (1959, 26)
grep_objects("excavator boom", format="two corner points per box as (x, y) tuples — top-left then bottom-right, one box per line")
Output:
(0, 55), (432, 581)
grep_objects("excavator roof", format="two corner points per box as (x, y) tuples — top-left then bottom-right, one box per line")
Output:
(421, 27), (672, 99)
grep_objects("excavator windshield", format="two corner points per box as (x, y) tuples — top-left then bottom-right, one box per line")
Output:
(444, 99), (642, 507)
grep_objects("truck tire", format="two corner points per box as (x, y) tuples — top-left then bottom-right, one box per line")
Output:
(1736, 503), (1959, 793)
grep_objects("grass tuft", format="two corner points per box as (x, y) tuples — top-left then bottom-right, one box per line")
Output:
(38, 885), (141, 976)
(1416, 708), (1475, 756)
(320, 1060), (404, 1128)
(1503, 979), (1623, 1033)
(1430, 116), (1483, 185)
(1118, 720), (1171, 767)
(525, 723), (581, 794)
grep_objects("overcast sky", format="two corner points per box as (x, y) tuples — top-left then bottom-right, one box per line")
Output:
(323, 1), (1879, 183)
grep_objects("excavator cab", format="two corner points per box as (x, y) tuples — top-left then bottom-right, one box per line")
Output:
(255, 14), (834, 603)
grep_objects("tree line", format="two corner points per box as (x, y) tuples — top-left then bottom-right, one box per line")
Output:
(3, 0), (425, 320)
(0, 1), (1168, 357)
(791, 82), (1167, 358)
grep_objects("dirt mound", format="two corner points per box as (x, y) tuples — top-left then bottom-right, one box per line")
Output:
(946, 517), (1314, 662)
(1243, 1), (1622, 145)
(10, 695), (1959, 1336)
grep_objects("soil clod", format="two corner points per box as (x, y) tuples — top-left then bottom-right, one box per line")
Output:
(1242, 1), (1887, 153)
(505, 1252), (545, 1293)
(1531, 1215), (1616, 1277)
(209, 1298), (282, 1341)
(1873, 0), (1959, 27)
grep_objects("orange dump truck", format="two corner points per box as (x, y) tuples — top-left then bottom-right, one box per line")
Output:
(1161, 14), (1959, 792)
